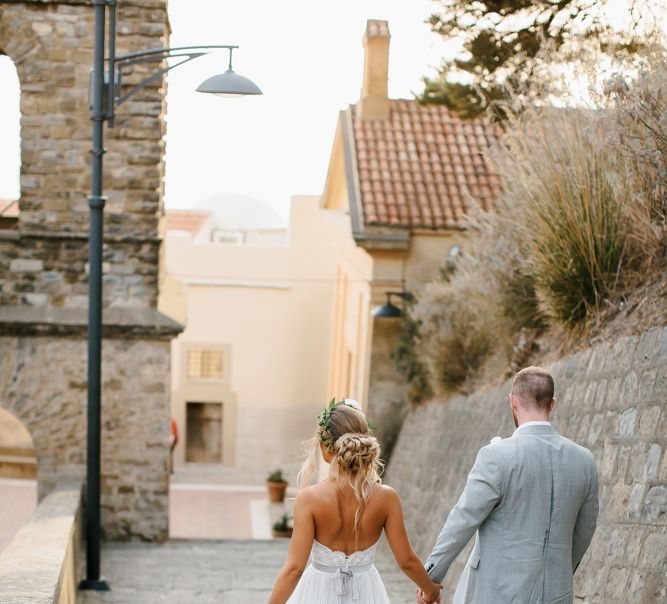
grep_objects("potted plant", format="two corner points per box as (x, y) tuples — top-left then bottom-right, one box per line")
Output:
(266, 468), (288, 502)
(272, 513), (293, 538)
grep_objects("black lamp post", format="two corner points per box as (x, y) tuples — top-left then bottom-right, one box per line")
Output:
(80, 1), (261, 591)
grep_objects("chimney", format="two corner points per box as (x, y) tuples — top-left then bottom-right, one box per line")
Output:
(358, 19), (390, 121)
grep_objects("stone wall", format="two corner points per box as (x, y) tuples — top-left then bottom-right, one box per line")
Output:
(0, 331), (172, 540)
(0, 1), (179, 541)
(0, 0), (169, 309)
(386, 327), (667, 604)
(0, 480), (81, 603)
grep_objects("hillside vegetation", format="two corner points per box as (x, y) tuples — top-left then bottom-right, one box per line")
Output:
(396, 54), (667, 401)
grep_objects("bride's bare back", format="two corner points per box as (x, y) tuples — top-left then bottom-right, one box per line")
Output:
(307, 479), (389, 554)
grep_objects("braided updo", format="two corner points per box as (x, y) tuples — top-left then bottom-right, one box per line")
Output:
(298, 402), (383, 542)
(334, 432), (381, 475)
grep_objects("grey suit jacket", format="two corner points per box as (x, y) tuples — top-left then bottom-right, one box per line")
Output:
(425, 424), (598, 604)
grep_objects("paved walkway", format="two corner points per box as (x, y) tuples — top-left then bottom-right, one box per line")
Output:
(78, 539), (415, 603)
(169, 464), (298, 540)
(0, 478), (37, 553)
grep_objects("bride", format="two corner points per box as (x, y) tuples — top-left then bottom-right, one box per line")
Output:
(268, 399), (441, 604)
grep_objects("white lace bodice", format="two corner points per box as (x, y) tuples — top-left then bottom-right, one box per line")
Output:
(310, 540), (379, 568)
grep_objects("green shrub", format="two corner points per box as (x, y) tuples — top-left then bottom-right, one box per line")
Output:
(391, 312), (433, 405)
(397, 53), (665, 398)
(492, 107), (655, 327)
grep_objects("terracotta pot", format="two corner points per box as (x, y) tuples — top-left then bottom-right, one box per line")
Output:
(272, 528), (293, 539)
(267, 480), (288, 503)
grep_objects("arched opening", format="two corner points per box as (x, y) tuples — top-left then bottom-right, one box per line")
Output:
(0, 54), (21, 228)
(0, 407), (37, 553)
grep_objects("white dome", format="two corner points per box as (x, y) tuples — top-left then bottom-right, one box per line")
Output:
(193, 194), (285, 230)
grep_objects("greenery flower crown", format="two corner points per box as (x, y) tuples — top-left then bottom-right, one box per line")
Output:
(317, 397), (376, 452)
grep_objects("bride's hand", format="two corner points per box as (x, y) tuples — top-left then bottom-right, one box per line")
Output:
(416, 584), (442, 604)
(426, 582), (442, 603)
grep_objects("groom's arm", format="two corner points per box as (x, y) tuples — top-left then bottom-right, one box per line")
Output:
(572, 454), (599, 573)
(425, 446), (502, 584)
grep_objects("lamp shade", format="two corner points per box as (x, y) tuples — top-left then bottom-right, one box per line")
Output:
(371, 300), (402, 318)
(196, 69), (262, 97)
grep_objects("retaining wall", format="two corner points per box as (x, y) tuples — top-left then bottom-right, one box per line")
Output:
(386, 327), (667, 603)
(0, 481), (81, 603)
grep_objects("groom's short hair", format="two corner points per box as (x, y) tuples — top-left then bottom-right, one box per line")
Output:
(512, 366), (554, 409)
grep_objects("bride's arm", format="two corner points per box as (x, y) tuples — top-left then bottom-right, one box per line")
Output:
(383, 486), (442, 603)
(267, 489), (315, 604)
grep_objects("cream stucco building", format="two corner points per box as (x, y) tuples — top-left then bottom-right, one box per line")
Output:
(160, 195), (342, 474)
(320, 20), (503, 457)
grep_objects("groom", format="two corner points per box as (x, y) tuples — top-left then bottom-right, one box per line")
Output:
(418, 366), (599, 604)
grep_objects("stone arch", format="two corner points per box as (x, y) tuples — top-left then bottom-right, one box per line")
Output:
(0, 54), (21, 209)
(0, 406), (38, 552)
(0, 337), (87, 500)
(0, 406), (36, 477)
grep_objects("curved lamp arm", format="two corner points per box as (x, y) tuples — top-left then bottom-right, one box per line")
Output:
(103, 45), (238, 126)
(99, 0), (241, 125)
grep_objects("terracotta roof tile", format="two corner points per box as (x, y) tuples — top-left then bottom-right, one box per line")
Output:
(165, 210), (210, 236)
(0, 199), (19, 217)
(350, 100), (502, 230)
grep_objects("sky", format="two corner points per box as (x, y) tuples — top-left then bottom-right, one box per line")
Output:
(0, 0), (663, 219)
(0, 0), (443, 220)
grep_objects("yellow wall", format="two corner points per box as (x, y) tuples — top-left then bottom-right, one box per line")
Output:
(159, 196), (341, 476)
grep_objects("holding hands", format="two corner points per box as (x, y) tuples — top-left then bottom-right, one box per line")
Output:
(416, 583), (443, 604)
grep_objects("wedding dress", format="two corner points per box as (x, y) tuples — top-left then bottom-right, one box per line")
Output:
(287, 539), (391, 603)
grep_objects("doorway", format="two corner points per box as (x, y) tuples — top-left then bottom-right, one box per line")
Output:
(185, 401), (223, 463)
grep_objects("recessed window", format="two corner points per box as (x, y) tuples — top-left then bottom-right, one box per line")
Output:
(187, 349), (224, 380)
(211, 229), (245, 244)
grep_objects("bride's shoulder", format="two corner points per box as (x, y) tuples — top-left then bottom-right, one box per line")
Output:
(373, 484), (401, 505)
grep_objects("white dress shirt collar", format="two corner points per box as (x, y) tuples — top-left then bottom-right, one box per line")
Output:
(513, 420), (552, 435)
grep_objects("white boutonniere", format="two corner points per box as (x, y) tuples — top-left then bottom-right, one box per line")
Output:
(490, 436), (503, 445)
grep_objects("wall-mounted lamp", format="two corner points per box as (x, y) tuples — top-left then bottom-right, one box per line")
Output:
(371, 291), (414, 318)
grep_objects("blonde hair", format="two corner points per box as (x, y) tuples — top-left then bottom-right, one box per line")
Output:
(298, 404), (383, 540)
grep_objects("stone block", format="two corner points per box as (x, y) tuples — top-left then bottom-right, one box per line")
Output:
(627, 483), (647, 519)
(23, 292), (48, 306)
(638, 530), (667, 569)
(635, 329), (662, 366)
(638, 369), (657, 403)
(618, 407), (638, 438)
(641, 485), (667, 522)
(10, 258), (43, 272)
(637, 405), (662, 439)
(644, 444), (662, 481)
(603, 566), (631, 601)
(620, 371), (639, 405)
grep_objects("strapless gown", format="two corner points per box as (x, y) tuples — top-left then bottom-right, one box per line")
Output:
(287, 539), (391, 603)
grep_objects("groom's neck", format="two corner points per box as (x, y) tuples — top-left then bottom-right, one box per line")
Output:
(516, 413), (550, 426)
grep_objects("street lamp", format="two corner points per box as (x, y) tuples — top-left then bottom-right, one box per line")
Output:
(371, 291), (414, 318)
(80, 1), (261, 592)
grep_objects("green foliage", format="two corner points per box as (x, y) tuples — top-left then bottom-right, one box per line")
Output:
(391, 312), (433, 405)
(267, 469), (285, 483)
(272, 513), (292, 532)
(402, 54), (666, 398)
(421, 0), (651, 117)
(493, 108), (647, 327)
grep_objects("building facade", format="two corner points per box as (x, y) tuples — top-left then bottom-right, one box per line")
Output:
(321, 20), (503, 457)
(160, 195), (340, 477)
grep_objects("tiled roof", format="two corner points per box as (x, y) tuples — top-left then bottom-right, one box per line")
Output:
(0, 199), (19, 217)
(165, 210), (210, 236)
(350, 100), (503, 230)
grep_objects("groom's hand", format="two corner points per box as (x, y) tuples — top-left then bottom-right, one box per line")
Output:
(416, 585), (442, 604)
